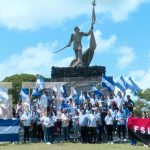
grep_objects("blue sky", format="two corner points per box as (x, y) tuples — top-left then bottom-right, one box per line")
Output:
(0, 0), (150, 89)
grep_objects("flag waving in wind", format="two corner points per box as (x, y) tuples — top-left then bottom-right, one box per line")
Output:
(115, 75), (126, 93)
(60, 85), (68, 98)
(35, 75), (44, 92)
(128, 77), (141, 91)
(0, 88), (9, 102)
(102, 75), (115, 92)
(127, 77), (141, 95)
(91, 84), (102, 97)
(32, 75), (44, 98)
(20, 87), (29, 102)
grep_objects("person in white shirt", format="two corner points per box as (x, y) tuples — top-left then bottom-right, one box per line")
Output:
(61, 108), (70, 141)
(107, 93), (116, 108)
(90, 94), (97, 106)
(31, 106), (38, 139)
(72, 109), (79, 142)
(20, 111), (31, 143)
(88, 108), (97, 143)
(105, 110), (114, 144)
(95, 108), (102, 142)
(116, 107), (126, 141)
(115, 91), (125, 109)
(41, 110), (56, 144)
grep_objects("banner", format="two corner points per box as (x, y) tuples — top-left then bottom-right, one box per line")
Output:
(128, 117), (150, 144)
(0, 119), (20, 142)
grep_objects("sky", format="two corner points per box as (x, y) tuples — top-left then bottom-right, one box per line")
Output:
(0, 0), (150, 89)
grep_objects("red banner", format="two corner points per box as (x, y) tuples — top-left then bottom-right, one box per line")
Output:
(128, 117), (150, 144)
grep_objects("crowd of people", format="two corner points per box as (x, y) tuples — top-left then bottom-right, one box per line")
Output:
(11, 89), (144, 145)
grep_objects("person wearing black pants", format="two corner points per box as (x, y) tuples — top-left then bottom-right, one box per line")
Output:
(80, 126), (89, 143)
(117, 125), (126, 139)
(79, 110), (88, 143)
(106, 125), (113, 143)
(105, 111), (114, 144)
(20, 111), (31, 143)
(24, 126), (30, 142)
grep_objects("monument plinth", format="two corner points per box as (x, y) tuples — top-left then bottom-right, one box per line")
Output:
(51, 66), (106, 79)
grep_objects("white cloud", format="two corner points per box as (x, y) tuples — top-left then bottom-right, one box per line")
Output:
(94, 30), (117, 53)
(0, 42), (73, 80)
(117, 46), (135, 69)
(100, 0), (149, 22)
(0, 0), (149, 30)
(129, 70), (146, 79)
(127, 52), (150, 89)
(139, 69), (150, 89)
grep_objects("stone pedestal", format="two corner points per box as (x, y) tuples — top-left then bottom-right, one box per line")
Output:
(45, 65), (106, 94)
(51, 65), (106, 78)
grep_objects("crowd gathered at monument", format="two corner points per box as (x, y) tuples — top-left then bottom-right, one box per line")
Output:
(11, 88), (148, 145)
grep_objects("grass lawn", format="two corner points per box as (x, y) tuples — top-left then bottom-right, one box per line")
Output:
(0, 143), (147, 150)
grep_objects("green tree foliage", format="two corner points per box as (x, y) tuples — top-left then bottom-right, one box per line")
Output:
(133, 89), (150, 117)
(2, 74), (37, 104)
(138, 88), (150, 101)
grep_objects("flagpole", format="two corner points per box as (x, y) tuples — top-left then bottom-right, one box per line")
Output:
(91, 0), (96, 30)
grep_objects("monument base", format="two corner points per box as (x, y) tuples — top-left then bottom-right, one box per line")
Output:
(44, 66), (106, 94)
(51, 65), (106, 79)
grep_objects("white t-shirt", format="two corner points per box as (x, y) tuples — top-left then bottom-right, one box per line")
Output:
(21, 113), (31, 126)
(115, 96), (125, 108)
(105, 115), (113, 125)
(61, 113), (69, 127)
(88, 113), (97, 127)
(42, 116), (55, 127)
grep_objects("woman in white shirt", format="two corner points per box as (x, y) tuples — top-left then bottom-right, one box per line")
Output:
(105, 110), (114, 144)
(20, 111), (31, 143)
(41, 110), (56, 144)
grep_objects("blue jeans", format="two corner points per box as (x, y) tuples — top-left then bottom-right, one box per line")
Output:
(73, 125), (79, 140)
(44, 126), (54, 143)
(62, 127), (69, 141)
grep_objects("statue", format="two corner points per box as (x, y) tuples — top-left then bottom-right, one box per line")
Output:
(66, 26), (92, 66)
(53, 0), (97, 67)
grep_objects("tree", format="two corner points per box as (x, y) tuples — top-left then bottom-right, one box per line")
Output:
(2, 74), (37, 104)
(134, 89), (150, 117)
(138, 89), (150, 101)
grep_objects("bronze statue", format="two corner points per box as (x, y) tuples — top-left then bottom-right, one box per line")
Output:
(67, 26), (92, 66)
(53, 0), (97, 67)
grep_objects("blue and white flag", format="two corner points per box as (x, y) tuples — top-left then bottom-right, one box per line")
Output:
(35, 75), (44, 92)
(127, 77), (141, 95)
(20, 87), (29, 102)
(102, 75), (115, 92)
(0, 88), (9, 102)
(72, 88), (81, 105)
(53, 85), (58, 93)
(115, 76), (126, 93)
(32, 75), (44, 98)
(79, 91), (83, 100)
(128, 77), (141, 92)
(126, 82), (136, 93)
(91, 84), (102, 96)
(60, 85), (68, 98)
(32, 89), (42, 97)
(72, 88), (78, 99)
(0, 119), (20, 142)
(52, 85), (58, 98)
